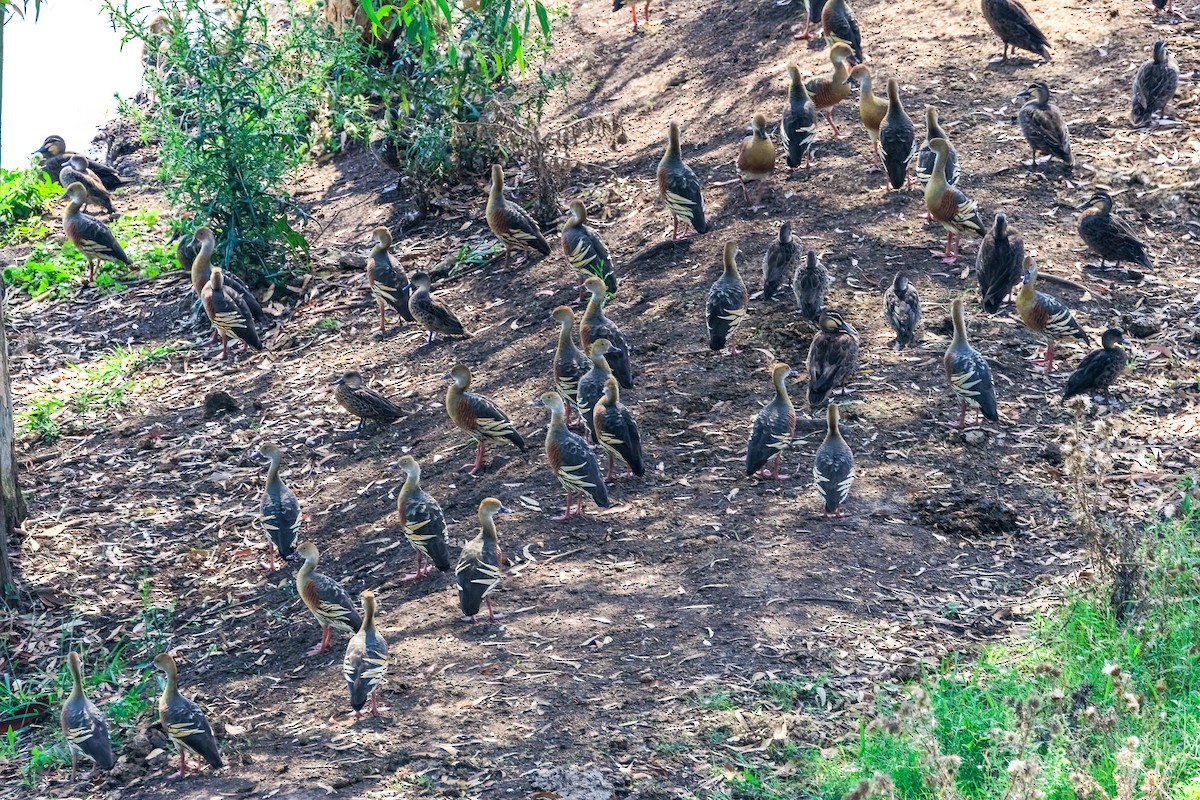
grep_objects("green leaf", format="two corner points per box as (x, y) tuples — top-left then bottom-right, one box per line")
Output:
(534, 1), (549, 35)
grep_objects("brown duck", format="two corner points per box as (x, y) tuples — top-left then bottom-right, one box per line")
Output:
(295, 541), (362, 656)
(201, 266), (263, 359)
(976, 212), (1024, 313)
(539, 392), (610, 521)
(35, 135), (128, 190)
(456, 497), (508, 621)
(737, 114), (776, 211)
(343, 591), (389, 718)
(486, 164), (551, 268)
(552, 305), (591, 428)
(804, 42), (855, 137)
(581, 277), (634, 389)
(593, 377), (645, 481)
(561, 200), (617, 299)
(1015, 258), (1090, 371)
(62, 182), (132, 282)
(746, 362), (796, 480)
(60, 653), (115, 780)
(807, 309), (860, 408)
(395, 455), (452, 581)
(446, 363), (526, 475)
(367, 226), (414, 331)
(332, 370), (404, 432)
(924, 139), (984, 264)
(190, 227), (264, 323)
(1016, 81), (1073, 168)
(59, 156), (114, 214)
(408, 271), (470, 342)
(153, 653), (223, 778)
(980, 0), (1051, 62)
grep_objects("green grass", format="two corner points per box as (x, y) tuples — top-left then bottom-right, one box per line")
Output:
(0, 164), (60, 245)
(3, 208), (176, 299)
(712, 509), (1200, 800)
(18, 396), (63, 443)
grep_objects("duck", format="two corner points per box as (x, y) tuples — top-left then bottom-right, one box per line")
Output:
(561, 200), (618, 299)
(944, 298), (998, 428)
(62, 182), (132, 282)
(153, 653), (223, 778)
(782, 66), (818, 171)
(915, 107), (959, 191)
(707, 241), (749, 355)
(805, 43), (855, 137)
(593, 377), (645, 481)
(1077, 191), (1154, 271)
(202, 266), (263, 359)
(1131, 41), (1178, 127)
(1151, 0), (1176, 14)
(746, 362), (797, 480)
(343, 591), (389, 718)
(737, 114), (776, 211)
(395, 455), (452, 582)
(581, 276), (635, 389)
(367, 226), (414, 332)
(1016, 81), (1073, 168)
(763, 222), (803, 301)
(456, 497), (507, 621)
(797, 0), (827, 39)
(613, 0), (650, 31)
(295, 541), (362, 656)
(813, 403), (854, 517)
(60, 652), (115, 780)
(657, 122), (709, 239)
(408, 271), (471, 342)
(976, 212), (1024, 313)
(822, 0), (863, 62)
(35, 135), (128, 189)
(538, 392), (610, 521)
(1015, 257), (1091, 371)
(883, 272), (921, 349)
(552, 305), (592, 428)
(807, 309), (860, 408)
(258, 443), (300, 570)
(847, 65), (888, 170)
(189, 227), (264, 323)
(332, 370), (404, 432)
(879, 79), (916, 192)
(1063, 329), (1128, 402)
(446, 363), (526, 475)
(793, 250), (830, 323)
(485, 164), (551, 269)
(59, 156), (114, 214)
(577, 339), (619, 443)
(924, 139), (984, 264)
(980, 0), (1051, 62)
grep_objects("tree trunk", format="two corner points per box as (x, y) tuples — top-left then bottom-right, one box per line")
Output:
(0, 276), (25, 600)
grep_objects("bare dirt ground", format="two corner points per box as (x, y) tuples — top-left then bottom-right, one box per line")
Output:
(3, 0), (1200, 797)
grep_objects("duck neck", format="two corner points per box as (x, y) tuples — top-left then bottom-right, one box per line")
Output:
(297, 554), (316, 583)
(361, 597), (376, 631)
(886, 82), (903, 117)
(556, 318), (576, 353)
(929, 147), (948, 193)
(487, 174), (503, 213)
(480, 513), (499, 543)
(859, 73), (875, 102)
(951, 304), (969, 349)
(926, 111), (944, 142)
(789, 72), (807, 105)
(266, 451), (282, 486)
(665, 127), (682, 161)
(161, 662), (179, 700)
(583, 291), (603, 322)
(590, 350), (613, 376)
(68, 659), (85, 701)
(547, 403), (568, 435)
(772, 370), (792, 406)
(832, 56), (850, 85)
(825, 405), (843, 443)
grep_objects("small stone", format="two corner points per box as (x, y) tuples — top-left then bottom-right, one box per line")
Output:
(1121, 312), (1161, 339)
(336, 252), (366, 271)
(126, 733), (151, 758)
(964, 429), (987, 446)
(204, 390), (240, 418)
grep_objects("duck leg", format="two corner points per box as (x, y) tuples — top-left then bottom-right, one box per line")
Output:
(1043, 341), (1057, 371)
(485, 597), (506, 621)
(306, 625), (333, 656)
(671, 218), (679, 240)
(221, 334), (231, 360)
(464, 440), (487, 475)
(401, 552), (427, 582)
(643, 0), (650, 22)
(955, 398), (968, 430)
(630, 4), (638, 30)
(378, 306), (387, 332)
(605, 453), (615, 482)
(771, 454), (790, 480)
(824, 111), (842, 138)
(178, 749), (189, 778)
(70, 753), (78, 780)
(552, 489), (577, 521)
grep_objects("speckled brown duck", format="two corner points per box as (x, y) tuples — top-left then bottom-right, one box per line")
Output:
(883, 272), (921, 349)
(561, 200), (617, 299)
(258, 442), (300, 570)
(367, 226), (414, 332)
(783, 66), (818, 171)
(923, 139), (984, 264)
(814, 403), (854, 517)
(190, 227), (264, 323)
(408, 271), (470, 342)
(792, 250), (830, 322)
(807, 309), (860, 408)
(1016, 81), (1072, 168)
(343, 591), (388, 718)
(395, 455), (451, 582)
(59, 156), (114, 214)
(1015, 257), (1090, 371)
(62, 182), (132, 282)
(445, 363), (526, 475)
(746, 362), (796, 481)
(805, 43), (855, 137)
(737, 114), (776, 211)
(1132, 41), (1178, 127)
(60, 652), (115, 780)
(980, 0), (1051, 62)
(976, 212), (1024, 313)
(295, 541), (362, 656)
(35, 135), (128, 190)
(539, 391), (610, 521)
(332, 370), (404, 432)
(707, 242), (748, 355)
(486, 164), (551, 269)
(658, 122), (709, 239)
(1077, 191), (1153, 271)
(581, 276), (634, 389)
(153, 653), (223, 778)
(944, 298), (998, 428)
(456, 497), (507, 622)
(1063, 329), (1128, 402)
(593, 377), (644, 481)
(552, 305), (592, 428)
(201, 265), (263, 359)
(763, 222), (802, 302)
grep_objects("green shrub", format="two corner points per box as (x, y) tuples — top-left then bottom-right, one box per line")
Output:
(0, 164), (60, 244)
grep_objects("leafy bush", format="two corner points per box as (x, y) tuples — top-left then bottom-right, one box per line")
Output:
(104, 0), (324, 285)
(0, 164), (60, 245)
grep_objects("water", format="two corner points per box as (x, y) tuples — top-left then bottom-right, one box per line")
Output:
(1, 0), (144, 169)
